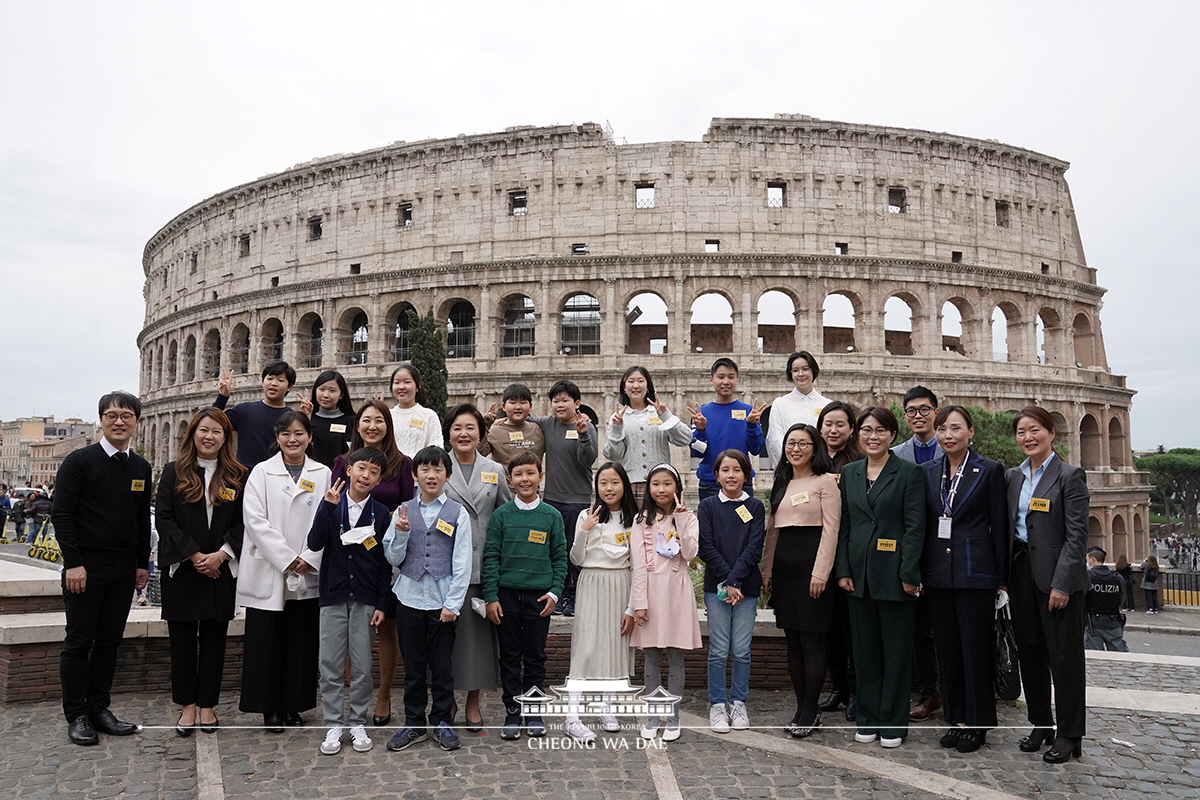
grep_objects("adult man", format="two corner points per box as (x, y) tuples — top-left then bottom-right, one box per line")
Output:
(1084, 547), (1129, 652)
(52, 391), (152, 746)
(892, 386), (943, 466)
(213, 360), (297, 470)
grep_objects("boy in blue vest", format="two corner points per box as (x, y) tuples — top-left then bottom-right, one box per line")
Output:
(384, 446), (473, 752)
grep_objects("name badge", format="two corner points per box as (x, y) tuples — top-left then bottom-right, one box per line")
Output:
(735, 504), (752, 523)
(219, 487), (237, 501)
(834, 474), (841, 484)
(330, 424), (347, 434)
(481, 472), (498, 484)
(667, 530), (678, 542)
(509, 431), (524, 442)
(791, 491), (809, 506)
(298, 478), (315, 493)
(131, 480), (145, 492)
(362, 536), (377, 550)
(813, 407), (824, 417)
(436, 519), (455, 537)
(616, 531), (630, 545)
(409, 417), (424, 429)
(565, 429), (579, 440)
(1029, 498), (1050, 512)
(647, 416), (662, 425)
(938, 516), (952, 539)
(731, 409), (747, 420)
(877, 538), (897, 552)
(528, 529), (547, 544)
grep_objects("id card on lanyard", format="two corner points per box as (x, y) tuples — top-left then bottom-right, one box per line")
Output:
(938, 458), (966, 539)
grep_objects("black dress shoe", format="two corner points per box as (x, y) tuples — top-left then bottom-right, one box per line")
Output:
(68, 716), (99, 746)
(91, 709), (138, 736)
(844, 695), (857, 722)
(1018, 727), (1054, 753)
(373, 713), (392, 727)
(1043, 737), (1082, 764)
(264, 712), (285, 733)
(818, 691), (848, 712)
(175, 713), (194, 738)
(939, 728), (963, 748)
(955, 728), (986, 753)
(285, 711), (304, 727)
(199, 713), (219, 734)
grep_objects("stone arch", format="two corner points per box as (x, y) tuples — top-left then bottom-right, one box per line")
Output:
(884, 293), (919, 356)
(155, 343), (164, 388)
(201, 328), (221, 379)
(940, 296), (973, 356)
(560, 292), (601, 356)
(1112, 513), (1128, 565)
(991, 301), (1022, 362)
(229, 323), (250, 374)
(260, 317), (284, 364)
(335, 307), (369, 365)
(1088, 515), (1104, 551)
(822, 290), (860, 353)
(1133, 513), (1145, 560)
(625, 291), (669, 355)
(690, 291), (733, 353)
(166, 340), (179, 385)
(385, 302), (417, 362)
(182, 335), (197, 383)
(147, 422), (157, 467)
(1072, 311), (1096, 367)
(1080, 413), (1101, 470)
(1108, 416), (1127, 469)
(445, 299), (476, 359)
(145, 348), (155, 392)
(1036, 306), (1064, 366)
(756, 290), (795, 354)
(161, 420), (172, 465)
(1050, 410), (1070, 441)
(499, 293), (536, 358)
(296, 312), (324, 369)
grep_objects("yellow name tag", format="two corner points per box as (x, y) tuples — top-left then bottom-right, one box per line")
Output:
(362, 536), (377, 550)
(219, 487), (237, 501)
(791, 491), (809, 506)
(330, 424), (347, 434)
(834, 473), (841, 484)
(616, 531), (630, 545)
(481, 472), (498, 484)
(509, 431), (524, 442)
(735, 504), (752, 523)
(1029, 498), (1050, 512)
(731, 409), (747, 420)
(814, 407), (824, 416)
(647, 416), (662, 425)
(409, 417), (424, 429)
(131, 480), (145, 492)
(436, 519), (455, 537)
(667, 530), (678, 542)
(565, 429), (579, 440)
(298, 478), (315, 493)
(877, 538), (897, 552)
(528, 529), (547, 544)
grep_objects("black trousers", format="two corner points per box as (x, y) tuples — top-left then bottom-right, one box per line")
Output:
(168, 619), (230, 707)
(547, 501), (587, 603)
(239, 600), (320, 714)
(911, 592), (940, 698)
(825, 589), (857, 696)
(1009, 552), (1086, 739)
(60, 562), (136, 722)
(496, 586), (551, 712)
(926, 588), (997, 728)
(396, 604), (457, 727)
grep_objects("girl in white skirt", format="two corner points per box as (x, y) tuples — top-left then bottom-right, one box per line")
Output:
(564, 461), (639, 740)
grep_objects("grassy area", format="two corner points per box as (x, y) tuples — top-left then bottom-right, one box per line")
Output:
(1150, 514), (1184, 524)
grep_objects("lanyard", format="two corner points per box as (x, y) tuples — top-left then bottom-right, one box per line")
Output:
(941, 457), (967, 517)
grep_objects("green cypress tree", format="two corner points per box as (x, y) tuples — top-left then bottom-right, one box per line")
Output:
(406, 308), (448, 421)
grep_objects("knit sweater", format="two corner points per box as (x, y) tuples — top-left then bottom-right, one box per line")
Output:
(213, 395), (290, 470)
(479, 418), (545, 467)
(697, 493), (766, 597)
(311, 410), (355, 469)
(481, 501), (567, 602)
(689, 400), (764, 484)
(305, 495), (393, 610)
(51, 443), (152, 570)
(531, 415), (597, 504)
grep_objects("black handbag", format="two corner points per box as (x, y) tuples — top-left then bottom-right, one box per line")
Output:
(994, 604), (1022, 701)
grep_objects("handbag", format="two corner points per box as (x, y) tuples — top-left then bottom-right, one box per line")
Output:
(994, 604), (1022, 701)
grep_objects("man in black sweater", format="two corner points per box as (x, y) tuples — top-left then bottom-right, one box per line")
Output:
(213, 359), (296, 470)
(52, 391), (152, 746)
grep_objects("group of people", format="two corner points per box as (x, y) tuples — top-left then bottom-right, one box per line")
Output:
(51, 350), (1098, 766)
(0, 486), (53, 544)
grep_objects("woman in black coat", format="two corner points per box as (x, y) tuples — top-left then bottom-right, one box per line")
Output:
(156, 408), (246, 736)
(920, 406), (1008, 753)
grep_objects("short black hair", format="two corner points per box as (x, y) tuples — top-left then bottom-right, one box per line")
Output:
(549, 380), (581, 402)
(858, 406), (899, 436)
(713, 448), (752, 480)
(618, 366), (657, 406)
(443, 403), (486, 445)
(412, 445), (453, 475)
(1087, 546), (1107, 562)
(312, 370), (354, 416)
(98, 391), (142, 420)
(347, 446), (389, 471)
(502, 383), (533, 404)
(261, 360), (297, 387)
(902, 385), (937, 409)
(507, 451), (542, 475)
(710, 357), (739, 376)
(785, 351), (820, 383)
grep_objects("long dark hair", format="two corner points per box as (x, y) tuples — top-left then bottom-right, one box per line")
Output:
(769, 423), (830, 515)
(618, 365), (657, 406)
(349, 399), (405, 481)
(639, 464), (681, 527)
(817, 400), (861, 469)
(593, 461), (638, 528)
(175, 408), (246, 505)
(391, 363), (428, 406)
(312, 370), (354, 416)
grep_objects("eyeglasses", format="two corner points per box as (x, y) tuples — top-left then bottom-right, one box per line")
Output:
(784, 441), (813, 450)
(102, 412), (136, 423)
(860, 427), (891, 438)
(904, 406), (936, 418)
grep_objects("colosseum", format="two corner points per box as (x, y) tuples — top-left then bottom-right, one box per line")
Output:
(136, 114), (1152, 561)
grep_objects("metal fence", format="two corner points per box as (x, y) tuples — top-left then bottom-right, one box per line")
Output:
(1162, 571), (1200, 606)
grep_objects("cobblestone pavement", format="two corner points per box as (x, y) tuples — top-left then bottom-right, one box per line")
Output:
(1086, 659), (1200, 694)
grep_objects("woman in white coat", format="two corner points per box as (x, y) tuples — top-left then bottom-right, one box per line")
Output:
(237, 410), (331, 732)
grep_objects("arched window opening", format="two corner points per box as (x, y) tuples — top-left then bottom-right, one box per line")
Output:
(182, 336), (197, 383)
(991, 306), (1010, 362)
(1088, 516), (1104, 552)
(229, 324), (250, 374)
(297, 313), (324, 369)
(390, 304), (416, 362)
(202, 329), (222, 379)
(501, 295), (536, 358)
(338, 311), (368, 365)
(625, 292), (668, 355)
(822, 293), (856, 353)
(260, 318), (284, 364)
(166, 341), (178, 385)
(446, 301), (476, 359)
(1080, 414), (1101, 470)
(757, 291), (795, 354)
(690, 293), (733, 353)
(1108, 417), (1127, 469)
(1072, 312), (1096, 367)
(560, 293), (601, 356)
(884, 296), (914, 356)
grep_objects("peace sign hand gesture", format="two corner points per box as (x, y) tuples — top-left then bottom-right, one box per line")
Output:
(216, 367), (233, 397)
(673, 492), (689, 515)
(579, 504), (602, 532)
(652, 398), (668, 417)
(394, 504), (410, 533)
(746, 399), (767, 425)
(574, 412), (589, 434)
(687, 403), (707, 431)
(324, 479), (345, 504)
(611, 404), (626, 426)
(485, 402), (498, 424)
(296, 389), (313, 416)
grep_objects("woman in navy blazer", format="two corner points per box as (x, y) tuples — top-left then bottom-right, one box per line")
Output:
(920, 406), (1008, 753)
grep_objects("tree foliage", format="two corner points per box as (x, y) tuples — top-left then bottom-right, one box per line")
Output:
(405, 308), (448, 422)
(892, 404), (1061, 469)
(1136, 449), (1200, 534)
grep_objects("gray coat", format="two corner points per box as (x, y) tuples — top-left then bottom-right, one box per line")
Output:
(1005, 456), (1090, 595)
(446, 454), (511, 584)
(891, 436), (945, 464)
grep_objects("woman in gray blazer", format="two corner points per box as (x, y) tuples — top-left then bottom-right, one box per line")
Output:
(1005, 406), (1089, 763)
(444, 403), (511, 731)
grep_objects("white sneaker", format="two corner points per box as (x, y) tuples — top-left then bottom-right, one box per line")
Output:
(662, 722), (681, 741)
(598, 714), (621, 733)
(881, 736), (903, 748)
(854, 732), (878, 743)
(710, 703), (730, 733)
(641, 717), (660, 739)
(320, 726), (344, 755)
(564, 719), (596, 741)
(349, 725), (373, 752)
(729, 701), (750, 730)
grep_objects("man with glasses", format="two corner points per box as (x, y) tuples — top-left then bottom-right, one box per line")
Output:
(891, 386), (943, 724)
(52, 392), (152, 746)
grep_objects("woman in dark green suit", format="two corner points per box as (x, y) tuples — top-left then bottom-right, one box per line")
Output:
(834, 406), (925, 748)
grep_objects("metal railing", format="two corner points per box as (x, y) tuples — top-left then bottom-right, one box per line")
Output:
(1162, 571), (1200, 606)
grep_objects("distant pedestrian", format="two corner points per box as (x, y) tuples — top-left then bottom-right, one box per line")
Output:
(1084, 547), (1129, 652)
(1141, 555), (1161, 614)
(1115, 554), (1135, 611)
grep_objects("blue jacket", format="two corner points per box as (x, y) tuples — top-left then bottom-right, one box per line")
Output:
(920, 451), (1009, 590)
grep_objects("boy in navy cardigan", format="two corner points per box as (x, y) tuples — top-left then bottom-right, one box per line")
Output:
(306, 447), (393, 756)
(384, 446), (473, 753)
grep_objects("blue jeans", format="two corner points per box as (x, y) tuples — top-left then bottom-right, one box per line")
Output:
(704, 591), (756, 705)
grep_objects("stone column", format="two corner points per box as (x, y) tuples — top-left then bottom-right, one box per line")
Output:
(670, 276), (688, 355)
(537, 279), (553, 357)
(478, 282), (494, 363)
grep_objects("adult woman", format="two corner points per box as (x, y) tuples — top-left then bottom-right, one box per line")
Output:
(603, 366), (693, 494)
(1141, 555), (1161, 613)
(330, 399), (414, 726)
(237, 410), (330, 731)
(1115, 554), (1135, 611)
(302, 370), (355, 469)
(765, 352), (830, 466)
(443, 403), (511, 731)
(920, 406), (1008, 753)
(761, 423), (840, 737)
(156, 408), (246, 736)
(818, 401), (862, 475)
(1005, 406), (1089, 763)
(834, 406), (924, 748)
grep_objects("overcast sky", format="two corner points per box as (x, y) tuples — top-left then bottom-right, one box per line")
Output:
(1, 1), (1193, 448)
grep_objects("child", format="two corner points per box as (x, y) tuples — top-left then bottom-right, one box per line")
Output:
(303, 370), (356, 469)
(480, 384), (545, 468)
(629, 464), (701, 741)
(306, 447), (394, 755)
(697, 449), (765, 733)
(687, 358), (765, 502)
(481, 452), (567, 740)
(214, 360), (299, 470)
(389, 364), (445, 455)
(563, 461), (638, 740)
(383, 446), (473, 752)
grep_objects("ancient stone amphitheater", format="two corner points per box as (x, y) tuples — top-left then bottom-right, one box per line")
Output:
(136, 114), (1150, 560)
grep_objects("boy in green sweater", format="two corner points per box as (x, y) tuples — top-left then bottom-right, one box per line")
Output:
(482, 451), (566, 740)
